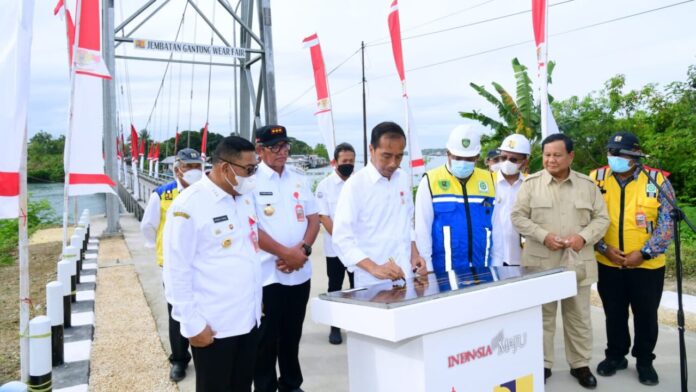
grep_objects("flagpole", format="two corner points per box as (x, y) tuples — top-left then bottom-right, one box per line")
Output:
(19, 125), (29, 382)
(539, 0), (549, 140)
(63, 0), (84, 248)
(361, 41), (367, 166)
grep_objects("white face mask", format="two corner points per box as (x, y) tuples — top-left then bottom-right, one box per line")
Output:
(181, 168), (203, 185)
(225, 166), (256, 195)
(500, 160), (521, 176)
(490, 162), (502, 172)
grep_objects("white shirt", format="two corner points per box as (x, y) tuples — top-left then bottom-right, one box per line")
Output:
(315, 171), (346, 258)
(140, 180), (183, 248)
(491, 170), (524, 266)
(414, 175), (436, 271)
(332, 162), (415, 288)
(254, 162), (319, 286)
(162, 175), (262, 339)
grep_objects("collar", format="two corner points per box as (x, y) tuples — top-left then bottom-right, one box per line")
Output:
(543, 169), (575, 185)
(175, 179), (185, 192)
(366, 161), (399, 184)
(258, 161), (287, 180)
(495, 170), (523, 185)
(612, 165), (642, 185)
(331, 171), (346, 184)
(201, 173), (233, 202)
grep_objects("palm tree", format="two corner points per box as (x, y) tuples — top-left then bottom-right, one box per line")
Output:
(460, 57), (555, 143)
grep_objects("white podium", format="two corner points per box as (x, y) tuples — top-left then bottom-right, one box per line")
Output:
(311, 267), (576, 392)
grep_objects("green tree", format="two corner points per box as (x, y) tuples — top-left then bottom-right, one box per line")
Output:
(314, 143), (329, 159)
(27, 132), (65, 182)
(289, 137), (313, 155)
(459, 57), (555, 144)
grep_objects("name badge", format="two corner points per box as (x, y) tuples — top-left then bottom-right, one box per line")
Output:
(213, 215), (229, 223)
(636, 212), (647, 228)
(260, 191), (273, 196)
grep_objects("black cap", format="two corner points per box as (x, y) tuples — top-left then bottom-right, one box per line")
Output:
(485, 149), (500, 160)
(176, 148), (204, 163)
(255, 125), (289, 146)
(607, 131), (640, 151)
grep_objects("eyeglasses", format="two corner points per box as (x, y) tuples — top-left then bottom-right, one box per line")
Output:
(219, 158), (258, 176)
(265, 142), (291, 153)
(499, 155), (523, 164)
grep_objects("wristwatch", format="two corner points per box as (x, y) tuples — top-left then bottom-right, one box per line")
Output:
(302, 243), (312, 257)
(640, 250), (653, 260)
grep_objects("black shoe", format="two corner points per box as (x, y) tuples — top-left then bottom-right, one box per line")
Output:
(329, 327), (343, 345)
(597, 357), (628, 376)
(570, 366), (597, 389)
(169, 363), (187, 382)
(637, 364), (659, 386)
(544, 368), (552, 383)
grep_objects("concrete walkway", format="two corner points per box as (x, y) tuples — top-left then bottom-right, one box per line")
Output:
(113, 213), (696, 391)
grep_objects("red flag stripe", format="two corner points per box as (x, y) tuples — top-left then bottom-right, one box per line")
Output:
(305, 33), (330, 102)
(69, 173), (116, 186)
(0, 172), (20, 197)
(388, 0), (406, 83)
(532, 0), (546, 47)
(53, 0), (65, 15)
(201, 123), (209, 156)
(411, 158), (425, 167)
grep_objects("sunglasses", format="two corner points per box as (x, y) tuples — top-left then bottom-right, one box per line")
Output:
(265, 142), (291, 153)
(219, 158), (258, 176)
(499, 155), (523, 164)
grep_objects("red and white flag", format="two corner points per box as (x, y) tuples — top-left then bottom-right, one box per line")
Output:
(201, 122), (209, 159)
(531, 0), (559, 138)
(388, 0), (425, 178)
(56, 0), (111, 79)
(0, 0), (34, 218)
(174, 131), (180, 153)
(303, 33), (336, 159)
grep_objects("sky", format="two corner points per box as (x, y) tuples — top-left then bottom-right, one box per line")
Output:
(27, 0), (696, 153)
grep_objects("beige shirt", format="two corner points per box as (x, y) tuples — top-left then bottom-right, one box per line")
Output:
(510, 169), (609, 286)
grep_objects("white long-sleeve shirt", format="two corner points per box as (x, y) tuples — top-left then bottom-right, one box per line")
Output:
(332, 162), (415, 288)
(491, 171), (524, 266)
(162, 175), (262, 339)
(414, 175), (435, 271)
(315, 171), (345, 258)
(254, 162), (319, 286)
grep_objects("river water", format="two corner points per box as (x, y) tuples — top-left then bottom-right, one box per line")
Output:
(27, 156), (447, 219)
(28, 183), (106, 220)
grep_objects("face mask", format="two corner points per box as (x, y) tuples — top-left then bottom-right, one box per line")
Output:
(449, 160), (475, 179)
(608, 156), (633, 174)
(337, 164), (354, 178)
(181, 168), (203, 185)
(500, 160), (521, 176)
(225, 166), (256, 195)
(490, 162), (502, 173)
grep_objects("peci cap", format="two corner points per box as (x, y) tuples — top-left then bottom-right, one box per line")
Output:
(176, 148), (204, 164)
(446, 125), (482, 158)
(255, 125), (289, 146)
(499, 133), (531, 155)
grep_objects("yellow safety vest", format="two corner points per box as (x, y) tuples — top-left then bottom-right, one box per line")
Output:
(155, 181), (180, 266)
(590, 167), (665, 269)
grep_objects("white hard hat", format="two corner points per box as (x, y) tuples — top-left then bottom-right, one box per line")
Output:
(499, 133), (531, 155)
(446, 125), (481, 157)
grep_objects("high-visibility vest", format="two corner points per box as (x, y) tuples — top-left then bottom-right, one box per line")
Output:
(426, 165), (495, 273)
(155, 181), (180, 266)
(590, 166), (666, 269)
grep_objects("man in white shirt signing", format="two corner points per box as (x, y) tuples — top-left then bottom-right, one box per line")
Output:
(315, 142), (356, 345)
(163, 136), (262, 391)
(332, 121), (426, 288)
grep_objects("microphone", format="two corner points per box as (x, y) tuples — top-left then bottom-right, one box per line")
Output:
(619, 149), (649, 159)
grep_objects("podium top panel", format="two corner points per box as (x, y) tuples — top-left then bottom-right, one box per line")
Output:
(319, 266), (566, 309)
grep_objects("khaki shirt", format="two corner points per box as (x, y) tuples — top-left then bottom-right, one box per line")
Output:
(510, 169), (609, 286)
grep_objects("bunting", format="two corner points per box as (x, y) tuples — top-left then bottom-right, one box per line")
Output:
(388, 0), (425, 180)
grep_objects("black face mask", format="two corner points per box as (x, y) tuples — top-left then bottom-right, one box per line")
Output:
(337, 163), (354, 178)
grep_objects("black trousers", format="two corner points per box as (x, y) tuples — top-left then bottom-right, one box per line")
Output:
(254, 281), (311, 392)
(326, 256), (354, 292)
(167, 302), (192, 366)
(191, 327), (259, 392)
(597, 263), (665, 366)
